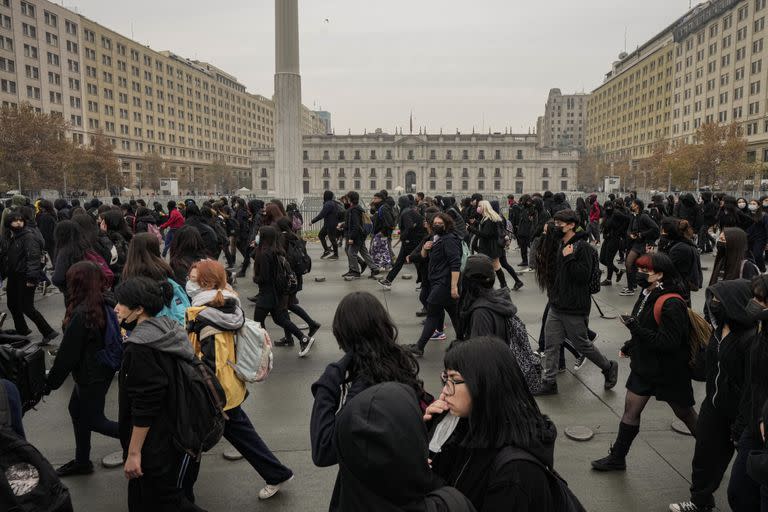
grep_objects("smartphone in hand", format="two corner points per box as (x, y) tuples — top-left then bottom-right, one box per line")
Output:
(619, 314), (634, 325)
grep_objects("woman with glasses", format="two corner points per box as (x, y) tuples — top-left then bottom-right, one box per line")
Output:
(424, 337), (563, 511)
(592, 253), (699, 473)
(311, 291), (431, 511)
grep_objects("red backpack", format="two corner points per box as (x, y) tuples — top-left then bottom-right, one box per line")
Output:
(84, 250), (115, 289)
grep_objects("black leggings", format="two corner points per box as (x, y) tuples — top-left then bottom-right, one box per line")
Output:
(68, 379), (119, 463)
(625, 249), (642, 290)
(499, 251), (522, 284)
(254, 306), (304, 341)
(416, 301), (459, 350)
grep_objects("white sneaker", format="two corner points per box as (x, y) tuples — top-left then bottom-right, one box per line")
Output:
(619, 287), (636, 296)
(259, 475), (294, 500)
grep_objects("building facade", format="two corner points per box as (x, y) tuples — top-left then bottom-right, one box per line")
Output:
(539, 88), (589, 149)
(0, 0), (325, 191)
(252, 131), (579, 197)
(587, 0), (768, 168)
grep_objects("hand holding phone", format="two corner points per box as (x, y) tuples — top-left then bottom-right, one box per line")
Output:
(619, 314), (634, 325)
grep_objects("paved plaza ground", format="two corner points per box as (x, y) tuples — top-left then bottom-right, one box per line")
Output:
(21, 243), (729, 511)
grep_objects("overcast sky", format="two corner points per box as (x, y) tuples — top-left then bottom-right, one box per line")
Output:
(61, 0), (698, 134)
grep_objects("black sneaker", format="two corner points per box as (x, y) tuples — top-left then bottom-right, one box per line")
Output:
(600, 279), (612, 286)
(327, 254), (339, 260)
(533, 381), (558, 396)
(517, 262), (528, 267)
(378, 279), (392, 289)
(513, 281), (524, 291)
(591, 448), (626, 471)
(604, 360), (619, 390)
(369, 269), (383, 278)
(341, 271), (353, 277)
(415, 308), (428, 317)
(236, 271), (246, 278)
(298, 337), (315, 357)
(320, 251), (331, 259)
(273, 337), (295, 347)
(56, 460), (94, 477)
(248, 295), (258, 303)
(42, 331), (60, 344)
(307, 322), (321, 339)
(404, 344), (423, 357)
(344, 272), (362, 281)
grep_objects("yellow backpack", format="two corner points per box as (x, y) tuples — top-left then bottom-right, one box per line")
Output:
(186, 306), (246, 411)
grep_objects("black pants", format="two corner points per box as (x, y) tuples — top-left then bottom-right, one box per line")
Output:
(239, 245), (253, 275)
(224, 405), (293, 485)
(517, 236), (530, 265)
(752, 239), (767, 273)
(284, 292), (317, 342)
(128, 451), (203, 512)
(254, 306), (304, 341)
(6, 274), (54, 337)
(386, 242), (418, 282)
(690, 400), (736, 509)
(68, 379), (119, 463)
(318, 226), (338, 256)
(416, 300), (459, 350)
(499, 251), (522, 284)
(698, 225), (715, 253)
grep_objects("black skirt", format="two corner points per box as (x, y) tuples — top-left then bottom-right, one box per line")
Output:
(625, 370), (695, 407)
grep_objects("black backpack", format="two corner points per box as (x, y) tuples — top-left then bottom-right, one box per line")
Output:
(424, 486), (477, 511)
(273, 253), (299, 296)
(0, 384), (73, 512)
(171, 357), (227, 461)
(285, 237), (312, 275)
(492, 446), (587, 512)
(0, 341), (46, 412)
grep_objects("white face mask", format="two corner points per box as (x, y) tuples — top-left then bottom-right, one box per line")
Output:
(254, 234), (260, 246)
(185, 279), (201, 298)
(763, 201), (768, 208)
(749, 204), (759, 212)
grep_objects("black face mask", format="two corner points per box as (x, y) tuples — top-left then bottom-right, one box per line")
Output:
(553, 226), (565, 238)
(120, 312), (138, 332)
(636, 273), (651, 289)
(9, 225), (22, 233)
(746, 299), (768, 322)
(658, 236), (672, 252)
(716, 241), (727, 252)
(433, 225), (445, 236)
(708, 300), (725, 324)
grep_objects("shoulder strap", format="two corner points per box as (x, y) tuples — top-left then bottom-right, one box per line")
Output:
(492, 445), (547, 474)
(653, 293), (685, 325)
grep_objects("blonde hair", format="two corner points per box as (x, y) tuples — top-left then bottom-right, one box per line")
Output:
(478, 200), (502, 223)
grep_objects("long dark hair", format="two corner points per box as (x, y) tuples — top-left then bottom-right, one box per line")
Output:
(458, 255), (496, 338)
(332, 292), (423, 394)
(63, 261), (105, 331)
(444, 337), (549, 449)
(123, 232), (174, 281)
(71, 213), (99, 250)
(54, 220), (88, 259)
(534, 221), (559, 292)
(101, 209), (133, 242)
(253, 225), (284, 279)
(711, 227), (750, 285)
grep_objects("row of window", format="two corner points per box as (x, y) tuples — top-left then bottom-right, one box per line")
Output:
(309, 148), (528, 161)
(294, 167), (569, 179)
(291, 180), (569, 195)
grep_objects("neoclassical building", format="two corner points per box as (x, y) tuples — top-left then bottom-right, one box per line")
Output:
(252, 130), (579, 197)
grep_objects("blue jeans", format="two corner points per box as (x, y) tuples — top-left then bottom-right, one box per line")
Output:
(162, 229), (176, 257)
(223, 406), (293, 485)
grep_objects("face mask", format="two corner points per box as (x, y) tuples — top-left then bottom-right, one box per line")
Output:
(120, 311), (138, 332)
(658, 237), (672, 252)
(716, 241), (727, 252)
(553, 226), (564, 238)
(433, 225), (446, 236)
(636, 273), (651, 289)
(476, 207), (483, 215)
(708, 300), (725, 324)
(746, 299), (768, 322)
(750, 204), (760, 212)
(254, 234), (260, 246)
(763, 201), (768, 208)
(185, 280), (201, 298)
(9, 225), (22, 233)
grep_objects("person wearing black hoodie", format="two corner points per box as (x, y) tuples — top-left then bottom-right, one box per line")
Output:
(745, 198), (768, 272)
(599, 200), (628, 285)
(312, 190), (342, 260)
(620, 199), (660, 296)
(238, 199), (264, 278)
(592, 253), (698, 472)
(698, 192), (718, 253)
(514, 194), (535, 268)
(550, 192), (570, 216)
(542, 190), (554, 216)
(1, 211), (57, 342)
(184, 202), (220, 259)
(334, 382), (475, 512)
(674, 193), (701, 230)
(659, 218), (700, 304)
(379, 196), (426, 289)
(537, 209), (618, 396)
(342, 191), (381, 280)
(114, 277), (206, 512)
(426, 338), (568, 512)
(36, 199), (57, 263)
(670, 279), (758, 512)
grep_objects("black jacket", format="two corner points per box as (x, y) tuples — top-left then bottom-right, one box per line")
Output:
(1, 228), (43, 283)
(334, 383), (474, 512)
(185, 215), (220, 257)
(372, 198), (396, 237)
(254, 248), (281, 310)
(469, 218), (502, 260)
(400, 207), (426, 246)
(36, 211), (56, 255)
(47, 308), (114, 389)
(312, 200), (341, 231)
(426, 231), (462, 306)
(701, 200), (718, 226)
(705, 280), (758, 431)
(431, 416), (557, 512)
(460, 287), (516, 341)
(134, 214), (157, 234)
(549, 231), (592, 316)
(622, 284), (692, 403)
(343, 204), (366, 244)
(676, 194), (701, 229)
(627, 212), (659, 244)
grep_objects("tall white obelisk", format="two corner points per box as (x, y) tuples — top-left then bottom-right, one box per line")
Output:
(274, 0), (302, 201)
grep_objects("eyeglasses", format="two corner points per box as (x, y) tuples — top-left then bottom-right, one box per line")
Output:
(440, 371), (466, 397)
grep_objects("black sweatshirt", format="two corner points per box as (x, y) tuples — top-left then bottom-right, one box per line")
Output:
(47, 309), (113, 389)
(549, 231), (592, 316)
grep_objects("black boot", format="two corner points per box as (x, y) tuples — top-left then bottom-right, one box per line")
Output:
(591, 422), (639, 471)
(495, 269), (508, 288)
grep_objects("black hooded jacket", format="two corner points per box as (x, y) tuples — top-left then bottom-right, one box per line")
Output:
(675, 193), (700, 229)
(334, 383), (475, 512)
(549, 231), (593, 316)
(460, 287), (516, 341)
(705, 280), (758, 430)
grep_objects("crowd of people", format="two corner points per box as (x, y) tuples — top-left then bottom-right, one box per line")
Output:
(0, 188), (768, 511)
